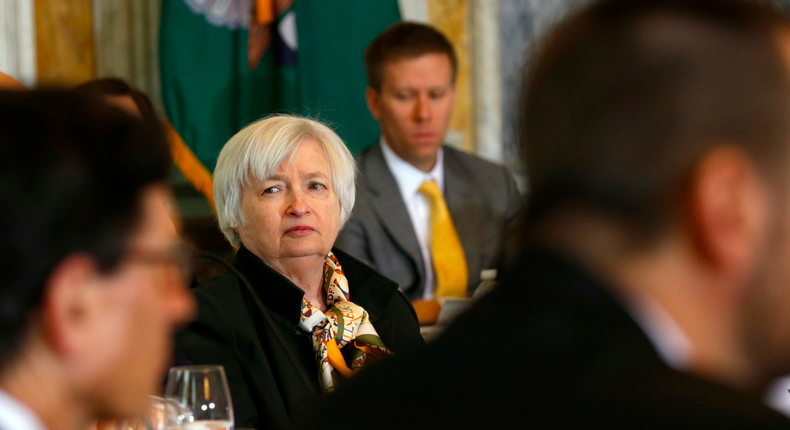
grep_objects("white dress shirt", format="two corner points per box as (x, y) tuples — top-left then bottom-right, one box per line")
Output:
(619, 291), (693, 371)
(0, 388), (47, 430)
(380, 138), (445, 300)
(620, 289), (790, 417)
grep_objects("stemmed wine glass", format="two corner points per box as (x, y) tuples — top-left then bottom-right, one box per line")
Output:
(163, 365), (234, 430)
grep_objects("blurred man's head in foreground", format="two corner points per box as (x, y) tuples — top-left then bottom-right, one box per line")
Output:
(522, 0), (790, 389)
(73, 77), (156, 120)
(0, 72), (25, 91)
(0, 90), (194, 430)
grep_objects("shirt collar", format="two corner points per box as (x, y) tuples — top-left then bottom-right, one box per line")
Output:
(0, 388), (48, 430)
(619, 290), (694, 371)
(518, 244), (694, 371)
(380, 137), (444, 200)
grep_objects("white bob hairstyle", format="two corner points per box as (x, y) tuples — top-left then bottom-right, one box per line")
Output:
(214, 114), (356, 248)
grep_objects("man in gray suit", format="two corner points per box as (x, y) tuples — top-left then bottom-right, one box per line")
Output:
(336, 23), (523, 301)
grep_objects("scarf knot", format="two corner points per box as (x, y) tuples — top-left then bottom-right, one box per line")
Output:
(298, 252), (392, 392)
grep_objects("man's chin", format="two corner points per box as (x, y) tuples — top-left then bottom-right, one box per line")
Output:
(408, 139), (442, 151)
(404, 145), (442, 169)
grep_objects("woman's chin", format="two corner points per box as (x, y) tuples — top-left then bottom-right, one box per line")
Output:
(278, 244), (331, 260)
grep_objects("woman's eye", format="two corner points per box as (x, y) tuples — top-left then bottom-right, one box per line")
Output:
(262, 185), (281, 194)
(309, 182), (326, 191)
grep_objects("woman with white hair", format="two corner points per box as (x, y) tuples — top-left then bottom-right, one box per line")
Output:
(176, 115), (424, 430)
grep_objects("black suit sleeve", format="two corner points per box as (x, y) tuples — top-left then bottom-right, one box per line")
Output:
(373, 289), (425, 354)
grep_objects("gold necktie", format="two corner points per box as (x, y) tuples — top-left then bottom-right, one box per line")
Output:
(419, 180), (468, 298)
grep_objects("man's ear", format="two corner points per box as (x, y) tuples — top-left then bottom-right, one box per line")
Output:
(40, 254), (102, 359)
(689, 146), (769, 275)
(365, 86), (381, 120)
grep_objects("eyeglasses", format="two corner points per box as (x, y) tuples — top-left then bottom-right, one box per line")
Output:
(125, 241), (194, 282)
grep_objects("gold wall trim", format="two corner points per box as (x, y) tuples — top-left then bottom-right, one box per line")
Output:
(35, 0), (96, 85)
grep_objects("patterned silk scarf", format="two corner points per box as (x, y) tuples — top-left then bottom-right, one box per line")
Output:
(298, 252), (392, 392)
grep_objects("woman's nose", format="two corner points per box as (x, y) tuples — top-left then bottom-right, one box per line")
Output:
(286, 190), (309, 216)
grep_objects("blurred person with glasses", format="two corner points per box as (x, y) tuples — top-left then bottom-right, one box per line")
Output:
(0, 90), (195, 430)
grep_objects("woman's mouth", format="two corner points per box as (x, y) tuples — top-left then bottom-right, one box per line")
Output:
(284, 226), (316, 236)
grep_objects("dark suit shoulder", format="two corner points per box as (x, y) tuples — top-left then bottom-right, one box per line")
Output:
(375, 288), (424, 353)
(178, 275), (263, 428)
(296, 248), (790, 428)
(192, 273), (249, 324)
(332, 247), (398, 291)
(352, 145), (384, 197)
(353, 144), (379, 175)
(195, 272), (241, 299)
(442, 145), (523, 225)
(443, 145), (504, 168)
(443, 145), (518, 192)
(331, 247), (399, 319)
(183, 272), (255, 354)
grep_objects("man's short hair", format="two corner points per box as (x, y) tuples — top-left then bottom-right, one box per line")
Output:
(521, 0), (790, 241)
(364, 22), (458, 91)
(0, 90), (171, 368)
(73, 77), (157, 120)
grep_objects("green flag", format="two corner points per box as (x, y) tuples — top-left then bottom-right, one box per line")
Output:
(160, 0), (400, 202)
(295, 1), (401, 152)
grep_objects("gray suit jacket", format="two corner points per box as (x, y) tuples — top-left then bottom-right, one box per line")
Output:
(336, 144), (524, 299)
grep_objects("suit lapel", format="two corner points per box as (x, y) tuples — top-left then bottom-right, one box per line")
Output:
(362, 145), (426, 282)
(443, 148), (483, 290)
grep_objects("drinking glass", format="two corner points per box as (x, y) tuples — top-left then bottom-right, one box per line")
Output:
(163, 365), (234, 430)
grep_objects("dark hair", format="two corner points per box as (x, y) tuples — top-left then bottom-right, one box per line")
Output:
(364, 22), (458, 91)
(0, 89), (171, 368)
(521, 0), (790, 239)
(73, 77), (157, 119)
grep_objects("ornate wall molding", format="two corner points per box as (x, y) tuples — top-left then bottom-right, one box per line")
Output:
(93, 0), (162, 109)
(472, 0), (501, 163)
